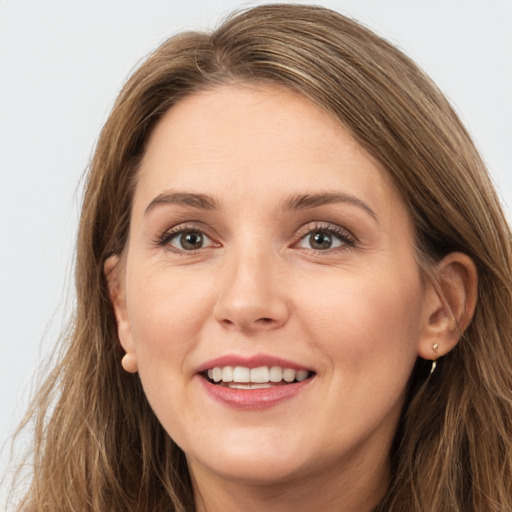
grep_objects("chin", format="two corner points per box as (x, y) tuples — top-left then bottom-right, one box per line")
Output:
(184, 429), (314, 485)
(192, 454), (310, 486)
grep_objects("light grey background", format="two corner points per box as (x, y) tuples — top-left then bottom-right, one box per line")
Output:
(1, 0), (511, 491)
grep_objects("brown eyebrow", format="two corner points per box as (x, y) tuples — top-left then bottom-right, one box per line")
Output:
(144, 191), (218, 215)
(282, 192), (378, 221)
(144, 190), (377, 221)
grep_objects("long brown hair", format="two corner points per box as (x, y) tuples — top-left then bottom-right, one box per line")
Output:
(12, 4), (512, 511)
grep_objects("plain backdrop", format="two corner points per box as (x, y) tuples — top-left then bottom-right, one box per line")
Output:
(1, 0), (511, 491)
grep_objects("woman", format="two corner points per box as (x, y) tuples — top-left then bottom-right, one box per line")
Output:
(12, 4), (512, 511)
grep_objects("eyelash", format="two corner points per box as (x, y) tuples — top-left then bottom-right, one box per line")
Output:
(156, 223), (217, 253)
(294, 222), (356, 253)
(155, 221), (357, 253)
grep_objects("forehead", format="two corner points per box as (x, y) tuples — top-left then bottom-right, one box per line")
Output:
(134, 84), (405, 224)
(143, 84), (377, 169)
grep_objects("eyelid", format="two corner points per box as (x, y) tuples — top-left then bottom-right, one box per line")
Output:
(292, 221), (357, 251)
(156, 221), (220, 251)
(154, 220), (356, 254)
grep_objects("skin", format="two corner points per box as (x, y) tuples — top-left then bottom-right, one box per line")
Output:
(108, 84), (475, 512)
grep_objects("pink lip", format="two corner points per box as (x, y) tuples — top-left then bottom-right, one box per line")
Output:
(196, 354), (316, 410)
(198, 375), (314, 410)
(196, 354), (312, 373)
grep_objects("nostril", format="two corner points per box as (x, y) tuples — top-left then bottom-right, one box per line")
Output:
(220, 316), (275, 330)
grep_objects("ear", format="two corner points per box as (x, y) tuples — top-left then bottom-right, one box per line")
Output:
(417, 252), (478, 361)
(104, 255), (138, 373)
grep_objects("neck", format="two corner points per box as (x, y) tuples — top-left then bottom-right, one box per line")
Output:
(189, 454), (390, 512)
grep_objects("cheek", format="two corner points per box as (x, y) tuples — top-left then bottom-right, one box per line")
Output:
(125, 265), (213, 369)
(298, 264), (424, 374)
(123, 266), (214, 435)
(294, 267), (424, 443)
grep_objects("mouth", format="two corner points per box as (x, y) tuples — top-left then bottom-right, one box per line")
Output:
(203, 365), (315, 389)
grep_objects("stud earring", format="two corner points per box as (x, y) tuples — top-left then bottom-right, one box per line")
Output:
(432, 343), (439, 353)
(121, 353), (138, 373)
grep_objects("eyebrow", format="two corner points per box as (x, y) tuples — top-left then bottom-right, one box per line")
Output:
(144, 191), (219, 215)
(144, 190), (377, 221)
(282, 192), (378, 221)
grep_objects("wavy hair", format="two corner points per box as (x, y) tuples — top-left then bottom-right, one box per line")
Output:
(12, 4), (512, 511)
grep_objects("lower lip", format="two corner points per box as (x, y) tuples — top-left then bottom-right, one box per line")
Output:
(199, 376), (314, 410)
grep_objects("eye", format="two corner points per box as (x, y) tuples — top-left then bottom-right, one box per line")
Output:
(162, 228), (216, 251)
(298, 231), (344, 250)
(295, 224), (355, 252)
(301, 232), (340, 250)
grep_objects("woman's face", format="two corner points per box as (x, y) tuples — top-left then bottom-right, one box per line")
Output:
(113, 84), (432, 488)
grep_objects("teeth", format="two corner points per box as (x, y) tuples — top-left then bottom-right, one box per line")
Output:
(212, 367), (222, 383)
(222, 366), (234, 382)
(250, 366), (269, 383)
(206, 365), (311, 385)
(233, 366), (250, 383)
(269, 366), (283, 382)
(282, 368), (295, 383)
(228, 383), (272, 389)
(296, 370), (309, 382)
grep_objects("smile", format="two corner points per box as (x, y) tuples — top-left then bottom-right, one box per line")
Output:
(197, 356), (316, 409)
(205, 366), (312, 388)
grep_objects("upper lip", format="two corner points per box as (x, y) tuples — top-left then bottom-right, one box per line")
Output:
(196, 354), (313, 374)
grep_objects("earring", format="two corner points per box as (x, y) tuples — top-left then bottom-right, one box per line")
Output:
(121, 353), (138, 373)
(429, 343), (440, 375)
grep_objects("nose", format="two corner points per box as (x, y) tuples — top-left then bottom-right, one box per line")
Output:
(213, 247), (290, 332)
